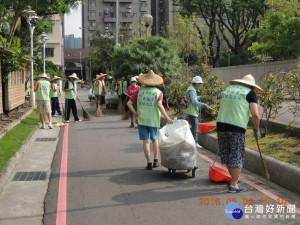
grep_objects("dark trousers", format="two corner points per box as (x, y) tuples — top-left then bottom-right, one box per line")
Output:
(65, 99), (79, 121)
(51, 97), (62, 115)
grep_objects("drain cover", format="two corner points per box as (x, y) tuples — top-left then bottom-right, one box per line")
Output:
(35, 138), (57, 142)
(12, 171), (48, 181)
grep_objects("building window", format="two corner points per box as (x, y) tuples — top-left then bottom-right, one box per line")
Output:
(89, 0), (96, 7)
(120, 12), (128, 18)
(109, 12), (116, 18)
(88, 21), (97, 27)
(99, 12), (102, 17)
(109, 3), (116, 7)
(89, 10), (96, 17)
(45, 47), (54, 57)
(133, 13), (138, 18)
(140, 2), (147, 7)
(141, 13), (146, 17)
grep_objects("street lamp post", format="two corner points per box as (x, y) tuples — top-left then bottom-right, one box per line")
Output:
(115, 0), (120, 47)
(141, 14), (153, 40)
(79, 27), (92, 86)
(40, 32), (48, 74)
(23, 6), (39, 107)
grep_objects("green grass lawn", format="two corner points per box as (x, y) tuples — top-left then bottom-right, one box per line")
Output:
(165, 109), (300, 167)
(0, 110), (39, 172)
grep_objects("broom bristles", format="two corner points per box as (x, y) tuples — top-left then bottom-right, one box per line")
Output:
(118, 98), (125, 114)
(122, 111), (130, 120)
(97, 105), (105, 117)
(78, 99), (95, 120)
(82, 107), (94, 120)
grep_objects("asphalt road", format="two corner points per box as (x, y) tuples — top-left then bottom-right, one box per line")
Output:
(43, 87), (300, 225)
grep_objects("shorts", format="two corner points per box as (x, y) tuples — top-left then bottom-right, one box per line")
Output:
(217, 131), (245, 168)
(97, 95), (106, 105)
(138, 125), (159, 141)
(36, 100), (51, 114)
(100, 95), (105, 105)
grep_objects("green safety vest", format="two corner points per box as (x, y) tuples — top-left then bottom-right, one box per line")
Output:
(64, 80), (76, 99)
(118, 81), (128, 95)
(99, 80), (107, 95)
(36, 79), (50, 101)
(217, 84), (251, 129)
(182, 85), (200, 117)
(94, 80), (100, 95)
(50, 83), (60, 98)
(137, 86), (161, 128)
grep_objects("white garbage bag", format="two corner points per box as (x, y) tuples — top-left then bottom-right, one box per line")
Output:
(159, 119), (197, 170)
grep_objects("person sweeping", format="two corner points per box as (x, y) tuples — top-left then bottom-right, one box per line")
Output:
(64, 73), (81, 123)
(216, 74), (262, 193)
(34, 73), (53, 129)
(127, 77), (140, 128)
(127, 70), (173, 170)
(50, 75), (62, 117)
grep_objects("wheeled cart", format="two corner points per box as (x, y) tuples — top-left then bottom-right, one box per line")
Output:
(158, 119), (198, 178)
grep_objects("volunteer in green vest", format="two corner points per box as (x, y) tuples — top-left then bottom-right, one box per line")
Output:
(182, 76), (209, 148)
(34, 73), (53, 129)
(116, 76), (128, 111)
(64, 73), (81, 123)
(93, 74), (100, 110)
(127, 70), (173, 170)
(98, 73), (108, 111)
(216, 74), (262, 193)
(50, 76), (62, 117)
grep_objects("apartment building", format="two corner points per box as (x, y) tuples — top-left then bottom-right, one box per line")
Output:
(82, 0), (151, 48)
(45, 14), (64, 72)
(65, 34), (82, 48)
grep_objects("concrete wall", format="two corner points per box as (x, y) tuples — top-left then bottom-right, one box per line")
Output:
(209, 59), (299, 86)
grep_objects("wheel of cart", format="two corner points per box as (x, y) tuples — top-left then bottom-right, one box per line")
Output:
(168, 166), (198, 178)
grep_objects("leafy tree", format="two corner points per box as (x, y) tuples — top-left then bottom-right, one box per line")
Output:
(175, 0), (221, 67)
(0, 0), (79, 44)
(164, 12), (206, 66)
(87, 30), (115, 74)
(174, 0), (266, 67)
(112, 36), (181, 80)
(258, 73), (285, 136)
(248, 0), (300, 60)
(284, 61), (300, 121)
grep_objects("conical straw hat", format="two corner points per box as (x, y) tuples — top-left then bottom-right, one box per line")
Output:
(137, 70), (163, 86)
(230, 74), (263, 94)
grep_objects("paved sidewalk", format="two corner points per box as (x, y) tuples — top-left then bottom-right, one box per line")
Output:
(0, 115), (62, 225)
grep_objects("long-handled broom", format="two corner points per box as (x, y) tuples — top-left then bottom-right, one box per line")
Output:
(255, 137), (270, 180)
(77, 98), (95, 120)
(96, 97), (105, 117)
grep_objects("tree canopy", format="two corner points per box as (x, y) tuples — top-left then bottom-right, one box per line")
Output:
(112, 36), (181, 80)
(248, 0), (300, 60)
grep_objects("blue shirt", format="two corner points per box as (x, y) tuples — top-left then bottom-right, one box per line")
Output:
(189, 89), (204, 108)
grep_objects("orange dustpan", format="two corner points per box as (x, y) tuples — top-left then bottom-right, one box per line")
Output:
(198, 123), (216, 132)
(209, 163), (232, 182)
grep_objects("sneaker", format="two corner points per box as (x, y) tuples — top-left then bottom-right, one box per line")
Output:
(153, 160), (160, 168)
(75, 119), (82, 122)
(64, 120), (69, 123)
(228, 185), (246, 193)
(41, 124), (45, 129)
(48, 122), (53, 129)
(129, 124), (134, 128)
(52, 114), (55, 117)
(196, 143), (203, 148)
(145, 162), (153, 170)
(58, 113), (62, 116)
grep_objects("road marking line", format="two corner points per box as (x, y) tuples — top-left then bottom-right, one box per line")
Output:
(56, 123), (69, 225)
(197, 152), (300, 214)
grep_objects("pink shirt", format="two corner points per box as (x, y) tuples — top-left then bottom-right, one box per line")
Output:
(128, 85), (140, 103)
(130, 86), (162, 104)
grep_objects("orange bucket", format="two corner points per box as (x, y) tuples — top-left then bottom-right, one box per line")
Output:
(209, 164), (232, 182)
(198, 123), (216, 133)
